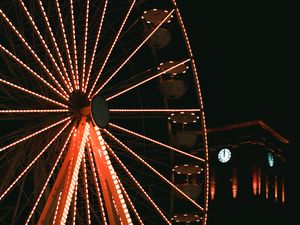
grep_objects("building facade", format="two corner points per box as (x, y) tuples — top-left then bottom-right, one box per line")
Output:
(207, 121), (288, 225)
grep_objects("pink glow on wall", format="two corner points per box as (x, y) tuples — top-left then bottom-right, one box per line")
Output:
(210, 174), (215, 200)
(252, 166), (258, 195)
(232, 168), (238, 199)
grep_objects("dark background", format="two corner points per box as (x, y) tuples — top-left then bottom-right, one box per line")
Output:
(0, 1), (298, 223)
(178, 1), (298, 224)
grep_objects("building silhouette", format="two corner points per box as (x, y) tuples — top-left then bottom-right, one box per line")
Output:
(207, 120), (288, 225)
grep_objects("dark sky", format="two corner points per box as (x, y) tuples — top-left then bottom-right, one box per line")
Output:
(178, 1), (297, 135)
(179, 1), (299, 222)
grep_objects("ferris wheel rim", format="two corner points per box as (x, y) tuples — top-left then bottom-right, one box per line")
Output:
(0, 1), (209, 224)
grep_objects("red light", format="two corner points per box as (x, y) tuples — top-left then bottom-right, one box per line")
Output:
(266, 174), (269, 199)
(252, 166), (258, 195)
(232, 168), (238, 199)
(210, 174), (215, 200)
(275, 176), (278, 202)
(282, 177), (285, 204)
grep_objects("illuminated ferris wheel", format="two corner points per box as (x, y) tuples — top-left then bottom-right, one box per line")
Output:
(0, 0), (209, 224)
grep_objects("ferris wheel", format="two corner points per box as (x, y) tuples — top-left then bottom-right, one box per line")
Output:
(0, 0), (209, 224)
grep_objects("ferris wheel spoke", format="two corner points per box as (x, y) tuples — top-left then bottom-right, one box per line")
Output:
(0, 1), (208, 224)
(108, 122), (205, 162)
(0, 109), (69, 114)
(87, 0), (136, 97)
(106, 58), (190, 101)
(82, 154), (91, 225)
(69, 0), (79, 91)
(103, 129), (204, 212)
(0, 78), (68, 108)
(0, 9), (69, 99)
(37, 118), (89, 225)
(25, 127), (74, 225)
(0, 43), (68, 100)
(103, 140), (171, 225)
(54, 0), (77, 90)
(83, 0), (108, 93)
(0, 119), (72, 202)
(116, 176), (144, 225)
(86, 143), (108, 225)
(17, 0), (74, 94)
(72, 180), (79, 225)
(37, 0), (73, 94)
(0, 210), (10, 225)
(91, 9), (175, 98)
(0, 117), (71, 153)
(89, 126), (133, 225)
(109, 108), (201, 113)
(80, 0), (90, 92)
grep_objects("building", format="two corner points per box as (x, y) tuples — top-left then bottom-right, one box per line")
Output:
(207, 120), (289, 225)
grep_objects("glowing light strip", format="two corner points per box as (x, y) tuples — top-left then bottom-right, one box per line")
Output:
(104, 140), (171, 225)
(83, 0), (108, 93)
(87, 143), (108, 225)
(25, 128), (74, 225)
(116, 176), (144, 225)
(109, 123), (204, 162)
(0, 109), (69, 113)
(72, 181), (78, 225)
(89, 129), (118, 223)
(0, 12), (67, 98)
(252, 166), (258, 195)
(70, 0), (79, 90)
(0, 119), (71, 201)
(210, 173), (215, 200)
(0, 78), (68, 108)
(37, 0), (72, 94)
(82, 154), (91, 225)
(258, 167), (261, 195)
(0, 117), (71, 152)
(281, 177), (285, 204)
(106, 59), (190, 101)
(0, 43), (68, 100)
(87, 0), (136, 97)
(171, 1), (210, 223)
(17, 0), (73, 93)
(52, 191), (63, 224)
(94, 128), (133, 225)
(104, 129), (204, 211)
(266, 174), (269, 199)
(109, 108), (200, 113)
(232, 168), (238, 199)
(55, 0), (77, 89)
(58, 122), (90, 225)
(80, 0), (90, 91)
(275, 176), (278, 202)
(92, 9), (175, 98)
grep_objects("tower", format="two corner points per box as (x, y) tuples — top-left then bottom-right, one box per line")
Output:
(207, 120), (288, 225)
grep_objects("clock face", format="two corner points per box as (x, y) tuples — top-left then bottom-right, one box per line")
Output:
(267, 152), (274, 167)
(218, 148), (231, 163)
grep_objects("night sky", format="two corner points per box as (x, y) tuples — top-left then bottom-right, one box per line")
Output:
(178, 1), (299, 223)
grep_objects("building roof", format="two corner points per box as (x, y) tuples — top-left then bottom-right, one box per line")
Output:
(207, 120), (289, 144)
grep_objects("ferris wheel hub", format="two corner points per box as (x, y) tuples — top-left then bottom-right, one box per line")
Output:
(68, 90), (90, 116)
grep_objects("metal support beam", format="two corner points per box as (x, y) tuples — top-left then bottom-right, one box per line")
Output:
(89, 125), (132, 225)
(37, 118), (89, 225)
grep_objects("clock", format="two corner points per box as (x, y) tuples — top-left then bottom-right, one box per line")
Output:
(218, 148), (231, 163)
(267, 152), (274, 167)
